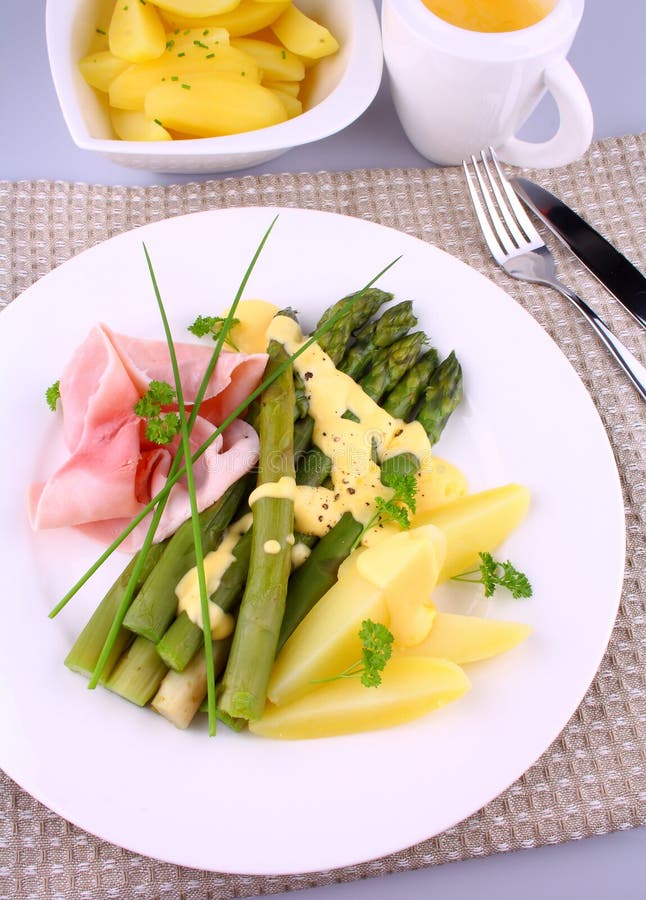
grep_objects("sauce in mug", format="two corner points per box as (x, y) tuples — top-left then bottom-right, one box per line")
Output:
(419, 0), (557, 32)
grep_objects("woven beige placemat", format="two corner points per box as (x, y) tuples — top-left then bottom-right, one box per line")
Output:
(0, 134), (644, 899)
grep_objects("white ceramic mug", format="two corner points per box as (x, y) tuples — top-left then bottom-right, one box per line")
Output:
(381, 0), (593, 167)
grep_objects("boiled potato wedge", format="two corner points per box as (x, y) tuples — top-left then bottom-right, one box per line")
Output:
(160, 0), (291, 36)
(109, 45), (260, 109)
(396, 613), (532, 665)
(110, 107), (172, 141)
(415, 457), (469, 514)
(270, 4), (339, 59)
(78, 51), (131, 92)
(268, 526), (445, 706)
(268, 87), (303, 118)
(230, 37), (305, 82)
(109, 0), (166, 62)
(413, 483), (531, 581)
(145, 75), (288, 135)
(252, 657), (471, 739)
(151, 0), (242, 16)
(219, 299), (280, 353)
(164, 27), (230, 51)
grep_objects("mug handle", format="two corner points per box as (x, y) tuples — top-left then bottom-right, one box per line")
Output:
(496, 58), (594, 168)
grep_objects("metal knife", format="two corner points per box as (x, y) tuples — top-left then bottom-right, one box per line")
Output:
(511, 176), (646, 330)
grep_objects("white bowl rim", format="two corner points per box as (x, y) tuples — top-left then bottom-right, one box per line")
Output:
(45, 0), (383, 158)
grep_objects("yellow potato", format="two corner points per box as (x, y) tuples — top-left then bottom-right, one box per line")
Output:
(163, 26), (230, 51)
(109, 45), (260, 109)
(151, 0), (241, 16)
(270, 4), (339, 59)
(268, 526), (445, 706)
(219, 299), (280, 353)
(267, 87), (303, 118)
(109, 0), (167, 62)
(110, 107), (173, 140)
(415, 457), (469, 515)
(79, 50), (131, 92)
(230, 37), (305, 82)
(413, 483), (531, 581)
(145, 74), (288, 135)
(396, 613), (532, 665)
(160, 0), (291, 36)
(263, 79), (300, 97)
(251, 657), (471, 739)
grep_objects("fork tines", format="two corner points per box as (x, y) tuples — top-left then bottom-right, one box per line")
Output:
(463, 148), (543, 263)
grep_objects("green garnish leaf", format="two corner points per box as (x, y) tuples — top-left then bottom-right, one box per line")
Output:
(352, 469), (418, 549)
(188, 314), (240, 349)
(358, 619), (394, 687)
(453, 551), (533, 599)
(311, 619), (394, 689)
(134, 380), (179, 444)
(46, 380), (61, 412)
(144, 412), (180, 445)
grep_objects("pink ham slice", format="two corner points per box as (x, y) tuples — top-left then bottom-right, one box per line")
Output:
(29, 324), (267, 552)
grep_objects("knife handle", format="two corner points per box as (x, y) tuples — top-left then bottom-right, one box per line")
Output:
(555, 281), (646, 402)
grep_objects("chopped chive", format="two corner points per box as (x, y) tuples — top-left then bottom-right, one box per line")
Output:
(194, 40), (208, 48)
(203, 28), (209, 35)
(177, 51), (186, 57)
(123, 4), (129, 9)
(206, 53), (215, 59)
(171, 75), (179, 81)
(281, 49), (286, 59)
(174, 28), (180, 34)
(95, 27), (106, 35)
(153, 118), (163, 126)
(166, 39), (175, 49)
(183, 28), (190, 34)
(181, 83), (191, 89)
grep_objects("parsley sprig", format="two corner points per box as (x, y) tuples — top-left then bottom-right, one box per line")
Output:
(134, 380), (180, 445)
(352, 470), (418, 550)
(313, 619), (394, 689)
(453, 551), (533, 599)
(188, 314), (240, 349)
(46, 380), (61, 412)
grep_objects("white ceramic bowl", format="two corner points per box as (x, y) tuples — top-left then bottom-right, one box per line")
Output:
(46, 0), (383, 174)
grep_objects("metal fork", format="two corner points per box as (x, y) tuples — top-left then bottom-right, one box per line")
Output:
(464, 148), (646, 402)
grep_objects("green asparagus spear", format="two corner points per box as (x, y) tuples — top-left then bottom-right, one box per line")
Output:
(296, 445), (333, 486)
(64, 541), (167, 681)
(315, 288), (392, 364)
(416, 350), (464, 445)
(382, 349), (440, 420)
(293, 415), (314, 457)
(122, 477), (249, 642)
(339, 300), (419, 380)
(218, 340), (296, 722)
(104, 635), (168, 707)
(277, 512), (363, 651)
(358, 332), (427, 402)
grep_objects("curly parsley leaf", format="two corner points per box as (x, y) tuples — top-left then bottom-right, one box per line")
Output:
(358, 619), (394, 687)
(352, 469), (418, 550)
(188, 314), (239, 349)
(311, 619), (394, 689)
(134, 380), (180, 445)
(46, 380), (61, 412)
(453, 551), (533, 599)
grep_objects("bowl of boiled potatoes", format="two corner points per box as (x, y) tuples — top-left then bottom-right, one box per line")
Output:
(46, 0), (383, 173)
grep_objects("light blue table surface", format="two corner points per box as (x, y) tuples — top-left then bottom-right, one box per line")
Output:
(1, 1), (644, 898)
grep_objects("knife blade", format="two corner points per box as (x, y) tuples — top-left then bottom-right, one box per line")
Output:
(511, 176), (646, 330)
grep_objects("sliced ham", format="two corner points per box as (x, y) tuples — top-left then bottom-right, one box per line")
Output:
(29, 324), (267, 552)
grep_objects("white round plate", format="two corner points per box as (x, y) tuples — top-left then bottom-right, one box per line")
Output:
(0, 207), (624, 874)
